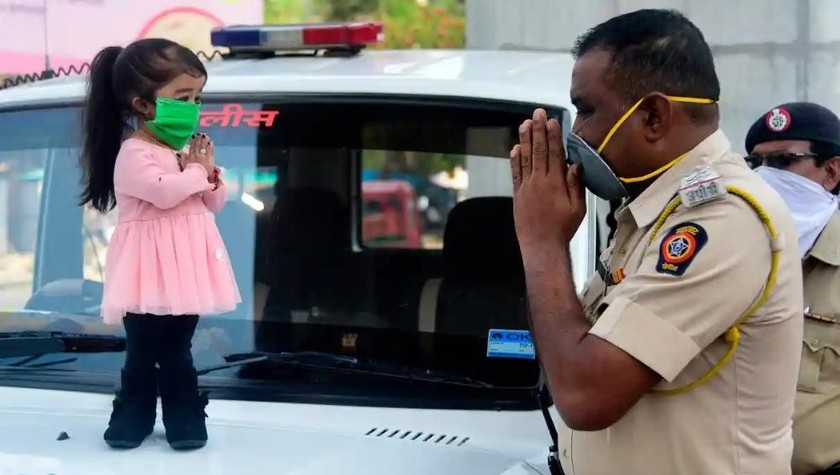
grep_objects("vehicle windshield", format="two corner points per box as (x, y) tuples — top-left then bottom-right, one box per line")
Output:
(0, 97), (566, 408)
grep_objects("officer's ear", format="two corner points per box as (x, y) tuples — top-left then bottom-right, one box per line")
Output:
(638, 93), (673, 143)
(823, 157), (840, 194)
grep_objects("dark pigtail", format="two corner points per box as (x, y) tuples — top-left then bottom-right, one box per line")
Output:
(79, 46), (127, 213)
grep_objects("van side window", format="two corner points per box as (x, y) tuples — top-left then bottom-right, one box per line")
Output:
(83, 207), (116, 283)
(0, 102), (574, 395)
(0, 150), (46, 313)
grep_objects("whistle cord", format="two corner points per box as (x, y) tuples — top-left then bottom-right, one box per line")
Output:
(647, 185), (781, 396)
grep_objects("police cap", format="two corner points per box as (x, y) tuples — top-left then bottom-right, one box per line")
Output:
(744, 101), (840, 153)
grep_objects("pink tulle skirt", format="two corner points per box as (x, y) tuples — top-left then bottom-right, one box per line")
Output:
(100, 212), (242, 324)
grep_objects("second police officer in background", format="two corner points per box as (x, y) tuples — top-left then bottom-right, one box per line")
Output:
(746, 102), (840, 475)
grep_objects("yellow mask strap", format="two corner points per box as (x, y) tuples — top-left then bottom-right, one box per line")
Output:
(596, 97), (645, 154)
(620, 152), (689, 184)
(593, 95), (717, 183)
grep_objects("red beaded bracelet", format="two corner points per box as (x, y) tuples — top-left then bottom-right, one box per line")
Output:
(209, 167), (221, 190)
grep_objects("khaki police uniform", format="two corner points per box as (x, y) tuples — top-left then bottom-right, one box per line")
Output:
(557, 130), (804, 475)
(792, 211), (840, 475)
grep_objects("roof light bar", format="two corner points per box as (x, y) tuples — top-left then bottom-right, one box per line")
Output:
(210, 22), (384, 53)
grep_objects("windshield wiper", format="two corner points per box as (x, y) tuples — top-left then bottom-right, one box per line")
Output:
(0, 331), (125, 359)
(213, 351), (494, 388)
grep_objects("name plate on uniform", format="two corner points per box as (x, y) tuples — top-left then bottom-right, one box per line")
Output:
(487, 329), (536, 360)
(678, 166), (727, 208)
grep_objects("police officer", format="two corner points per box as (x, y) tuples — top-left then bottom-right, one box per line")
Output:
(510, 9), (803, 475)
(746, 102), (840, 475)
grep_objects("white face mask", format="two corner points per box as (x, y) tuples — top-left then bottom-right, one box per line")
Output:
(755, 166), (839, 258)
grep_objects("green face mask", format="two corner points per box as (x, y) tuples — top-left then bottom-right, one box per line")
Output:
(144, 97), (201, 150)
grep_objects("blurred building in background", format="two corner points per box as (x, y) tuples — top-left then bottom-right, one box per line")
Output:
(0, 0), (465, 80)
(3, 0), (839, 154)
(0, 0), (263, 76)
(467, 0), (839, 155)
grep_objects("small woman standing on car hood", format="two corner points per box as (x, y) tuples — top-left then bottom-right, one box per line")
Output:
(78, 38), (241, 451)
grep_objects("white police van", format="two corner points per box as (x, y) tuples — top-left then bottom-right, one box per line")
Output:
(0, 22), (598, 475)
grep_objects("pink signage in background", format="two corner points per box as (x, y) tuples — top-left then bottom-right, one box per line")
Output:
(0, 0), (263, 75)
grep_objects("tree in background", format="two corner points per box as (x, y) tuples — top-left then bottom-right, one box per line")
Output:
(263, 0), (465, 49)
(262, 0), (467, 193)
(314, 0), (379, 21)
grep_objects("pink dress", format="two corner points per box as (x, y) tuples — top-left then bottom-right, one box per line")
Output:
(100, 137), (241, 324)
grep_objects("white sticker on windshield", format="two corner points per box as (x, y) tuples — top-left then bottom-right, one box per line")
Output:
(487, 329), (535, 360)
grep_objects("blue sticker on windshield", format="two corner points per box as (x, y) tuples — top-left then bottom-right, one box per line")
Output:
(487, 329), (535, 360)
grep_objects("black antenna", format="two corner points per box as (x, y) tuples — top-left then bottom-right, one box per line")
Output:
(196, 49), (227, 62)
(2, 63), (90, 89)
(1, 48), (226, 90)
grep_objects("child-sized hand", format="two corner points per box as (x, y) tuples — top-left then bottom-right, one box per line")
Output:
(183, 133), (215, 176)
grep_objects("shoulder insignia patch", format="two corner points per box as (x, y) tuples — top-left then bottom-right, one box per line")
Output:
(656, 221), (709, 276)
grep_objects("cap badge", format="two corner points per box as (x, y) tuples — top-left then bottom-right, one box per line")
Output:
(766, 107), (792, 133)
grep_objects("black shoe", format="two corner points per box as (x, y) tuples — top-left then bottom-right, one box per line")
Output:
(103, 368), (157, 449)
(160, 367), (209, 450)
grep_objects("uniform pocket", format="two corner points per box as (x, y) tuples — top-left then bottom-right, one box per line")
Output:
(798, 316), (840, 394)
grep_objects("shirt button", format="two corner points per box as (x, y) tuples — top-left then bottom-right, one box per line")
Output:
(811, 338), (821, 347)
(215, 249), (224, 260)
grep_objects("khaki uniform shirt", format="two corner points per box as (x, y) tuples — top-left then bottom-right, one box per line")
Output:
(558, 130), (804, 475)
(792, 211), (840, 475)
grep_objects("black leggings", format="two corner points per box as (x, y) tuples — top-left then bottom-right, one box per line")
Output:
(123, 313), (199, 373)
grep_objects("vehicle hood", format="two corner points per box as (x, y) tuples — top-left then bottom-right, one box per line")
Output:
(0, 387), (549, 475)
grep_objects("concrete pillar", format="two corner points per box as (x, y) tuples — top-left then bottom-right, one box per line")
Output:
(467, 0), (834, 153)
